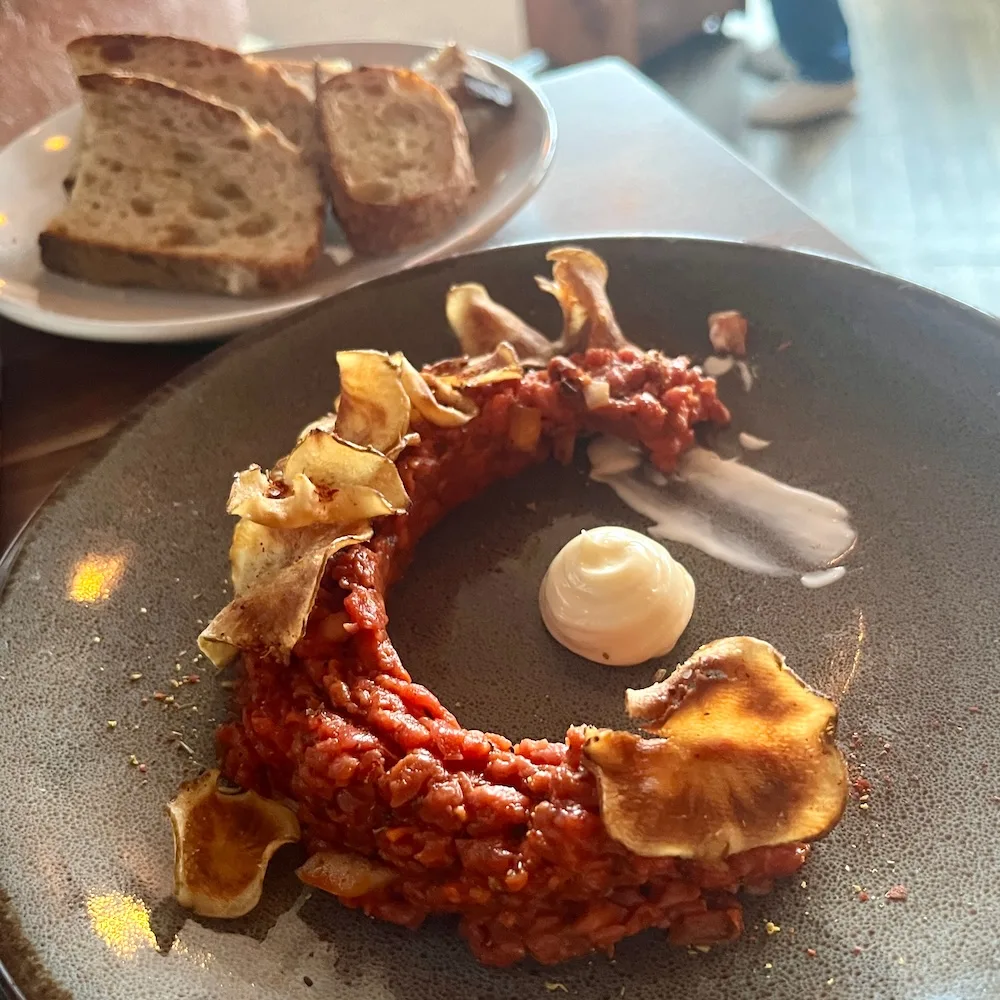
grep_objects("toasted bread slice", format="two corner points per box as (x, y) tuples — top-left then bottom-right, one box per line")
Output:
(316, 66), (475, 255)
(66, 35), (320, 161)
(40, 74), (324, 297)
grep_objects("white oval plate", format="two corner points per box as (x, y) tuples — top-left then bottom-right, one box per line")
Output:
(0, 40), (555, 343)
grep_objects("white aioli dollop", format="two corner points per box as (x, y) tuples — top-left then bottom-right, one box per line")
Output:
(539, 526), (695, 666)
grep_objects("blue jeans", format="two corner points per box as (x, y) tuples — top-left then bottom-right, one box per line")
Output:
(771, 0), (855, 83)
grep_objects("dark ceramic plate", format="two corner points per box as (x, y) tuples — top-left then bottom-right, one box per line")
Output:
(2, 238), (999, 1000)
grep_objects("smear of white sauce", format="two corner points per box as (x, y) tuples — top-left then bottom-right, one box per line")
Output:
(588, 437), (855, 584)
(801, 566), (847, 588)
(702, 356), (735, 377)
(735, 360), (754, 392)
(738, 431), (771, 451)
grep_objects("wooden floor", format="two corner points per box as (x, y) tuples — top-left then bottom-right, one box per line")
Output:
(648, 0), (1000, 316)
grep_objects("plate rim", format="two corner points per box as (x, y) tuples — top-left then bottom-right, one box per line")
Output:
(0, 40), (556, 344)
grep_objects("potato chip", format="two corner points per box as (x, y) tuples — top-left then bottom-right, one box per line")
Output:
(425, 342), (523, 387)
(226, 467), (395, 532)
(297, 412), (337, 441)
(445, 248), (631, 368)
(395, 354), (477, 427)
(169, 770), (300, 919)
(198, 523), (371, 666)
(584, 637), (847, 860)
(334, 350), (412, 455)
(283, 430), (409, 510)
(446, 282), (554, 365)
(537, 247), (628, 353)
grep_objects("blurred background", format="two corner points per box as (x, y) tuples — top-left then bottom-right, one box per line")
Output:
(245, 0), (1000, 316)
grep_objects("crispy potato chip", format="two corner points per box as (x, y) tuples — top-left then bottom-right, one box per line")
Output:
(297, 850), (397, 898)
(583, 637), (847, 861)
(425, 342), (524, 388)
(169, 770), (300, 919)
(204, 386), (412, 665)
(297, 412), (337, 441)
(384, 432), (422, 461)
(198, 522), (371, 666)
(227, 466), (400, 531)
(444, 248), (631, 367)
(227, 519), (371, 598)
(422, 372), (480, 415)
(537, 247), (629, 354)
(446, 282), (555, 365)
(395, 354), (476, 427)
(284, 431), (409, 510)
(334, 350), (412, 454)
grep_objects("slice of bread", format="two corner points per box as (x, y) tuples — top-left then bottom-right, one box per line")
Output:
(316, 66), (475, 256)
(66, 35), (320, 162)
(264, 57), (352, 100)
(40, 73), (324, 296)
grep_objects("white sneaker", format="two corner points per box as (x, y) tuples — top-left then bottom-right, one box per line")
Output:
(744, 42), (795, 80)
(748, 79), (857, 127)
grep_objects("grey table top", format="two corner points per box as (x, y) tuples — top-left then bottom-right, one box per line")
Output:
(494, 57), (860, 261)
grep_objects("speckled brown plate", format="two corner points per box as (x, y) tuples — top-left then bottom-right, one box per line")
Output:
(2, 238), (999, 1000)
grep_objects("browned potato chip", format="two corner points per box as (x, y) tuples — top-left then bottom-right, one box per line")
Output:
(227, 467), (399, 531)
(425, 342), (524, 387)
(583, 637), (847, 860)
(169, 770), (300, 918)
(395, 354), (477, 427)
(334, 350), (412, 454)
(537, 247), (628, 354)
(203, 355), (419, 665)
(445, 282), (554, 365)
(283, 431), (409, 510)
(297, 850), (397, 898)
(198, 522), (371, 666)
(297, 412), (337, 441)
(444, 248), (631, 366)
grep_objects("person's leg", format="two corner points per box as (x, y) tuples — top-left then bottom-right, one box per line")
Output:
(770, 0), (854, 83)
(748, 0), (857, 126)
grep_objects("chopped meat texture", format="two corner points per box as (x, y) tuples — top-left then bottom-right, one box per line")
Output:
(210, 347), (825, 967)
(708, 310), (748, 356)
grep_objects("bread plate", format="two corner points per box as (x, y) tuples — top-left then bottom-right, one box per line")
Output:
(0, 41), (555, 343)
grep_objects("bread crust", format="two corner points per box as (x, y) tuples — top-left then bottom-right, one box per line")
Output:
(66, 34), (320, 160)
(39, 231), (316, 296)
(316, 66), (475, 256)
(40, 73), (324, 297)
